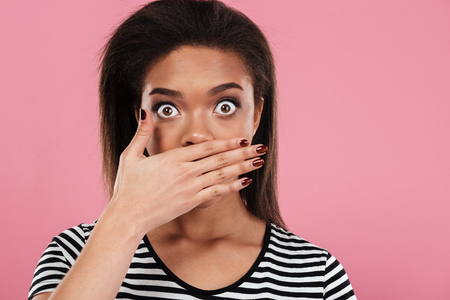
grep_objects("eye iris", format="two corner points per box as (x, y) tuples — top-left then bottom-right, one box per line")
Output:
(221, 104), (231, 113)
(163, 106), (172, 116)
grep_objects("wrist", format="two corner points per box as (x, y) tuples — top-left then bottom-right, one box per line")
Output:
(97, 200), (148, 244)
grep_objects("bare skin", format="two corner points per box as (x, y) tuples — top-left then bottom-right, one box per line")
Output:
(142, 46), (266, 289)
(33, 46), (266, 299)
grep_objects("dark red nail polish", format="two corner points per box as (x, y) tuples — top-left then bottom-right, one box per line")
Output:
(239, 139), (249, 147)
(256, 145), (268, 154)
(140, 108), (146, 121)
(241, 178), (252, 187)
(252, 158), (264, 167)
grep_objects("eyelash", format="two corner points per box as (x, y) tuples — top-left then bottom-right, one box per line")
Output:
(216, 97), (240, 109)
(214, 97), (241, 116)
(151, 101), (178, 118)
(151, 97), (241, 118)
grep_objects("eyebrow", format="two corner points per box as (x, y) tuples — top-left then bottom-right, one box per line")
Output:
(149, 88), (183, 98)
(207, 82), (244, 97)
(149, 82), (244, 98)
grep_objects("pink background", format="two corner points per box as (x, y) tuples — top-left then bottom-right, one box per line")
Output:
(1, 1), (449, 299)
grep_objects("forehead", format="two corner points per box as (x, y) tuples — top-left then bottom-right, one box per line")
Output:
(144, 46), (253, 92)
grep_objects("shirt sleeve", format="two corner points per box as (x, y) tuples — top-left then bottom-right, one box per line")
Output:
(28, 240), (71, 300)
(28, 224), (91, 300)
(323, 252), (357, 300)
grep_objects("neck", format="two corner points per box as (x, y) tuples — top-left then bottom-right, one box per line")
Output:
(150, 191), (262, 241)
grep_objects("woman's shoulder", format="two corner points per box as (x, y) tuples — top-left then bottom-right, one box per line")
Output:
(48, 220), (98, 265)
(52, 220), (97, 243)
(268, 223), (329, 255)
(267, 223), (356, 299)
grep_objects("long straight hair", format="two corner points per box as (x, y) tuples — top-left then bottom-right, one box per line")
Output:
(99, 0), (285, 228)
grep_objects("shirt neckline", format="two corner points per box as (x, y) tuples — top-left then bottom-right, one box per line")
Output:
(143, 222), (271, 296)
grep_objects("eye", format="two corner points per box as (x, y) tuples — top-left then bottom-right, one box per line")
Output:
(214, 100), (237, 115)
(156, 104), (180, 118)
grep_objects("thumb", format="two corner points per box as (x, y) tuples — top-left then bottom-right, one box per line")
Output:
(128, 108), (153, 157)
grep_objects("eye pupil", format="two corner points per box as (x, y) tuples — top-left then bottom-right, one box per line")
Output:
(221, 104), (230, 113)
(163, 107), (172, 116)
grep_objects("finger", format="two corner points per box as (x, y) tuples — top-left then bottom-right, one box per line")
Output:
(194, 144), (267, 175)
(126, 108), (153, 157)
(174, 138), (250, 162)
(194, 177), (253, 204)
(196, 157), (264, 189)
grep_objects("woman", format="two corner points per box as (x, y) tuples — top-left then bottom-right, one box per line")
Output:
(29, 0), (356, 299)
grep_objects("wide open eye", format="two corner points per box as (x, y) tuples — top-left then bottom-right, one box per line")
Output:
(156, 104), (180, 118)
(214, 100), (237, 115)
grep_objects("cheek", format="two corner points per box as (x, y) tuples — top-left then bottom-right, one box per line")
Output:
(234, 109), (257, 138)
(214, 113), (255, 141)
(145, 124), (181, 155)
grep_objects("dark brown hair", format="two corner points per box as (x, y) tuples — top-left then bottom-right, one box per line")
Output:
(99, 0), (285, 228)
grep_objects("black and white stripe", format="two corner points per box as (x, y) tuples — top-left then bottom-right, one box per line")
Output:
(29, 222), (356, 299)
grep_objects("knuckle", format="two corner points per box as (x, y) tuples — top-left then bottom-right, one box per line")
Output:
(135, 128), (149, 137)
(174, 165), (186, 177)
(174, 163), (191, 179)
(214, 153), (227, 167)
(215, 169), (226, 181)
(203, 141), (214, 156)
(239, 162), (248, 174)
(210, 186), (221, 198)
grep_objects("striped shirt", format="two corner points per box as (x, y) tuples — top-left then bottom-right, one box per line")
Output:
(29, 222), (356, 299)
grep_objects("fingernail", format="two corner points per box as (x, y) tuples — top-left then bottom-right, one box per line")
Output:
(140, 108), (146, 121)
(252, 158), (264, 167)
(241, 178), (252, 187)
(239, 139), (249, 147)
(256, 145), (268, 154)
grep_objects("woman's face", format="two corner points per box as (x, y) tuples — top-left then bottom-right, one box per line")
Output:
(141, 46), (262, 156)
